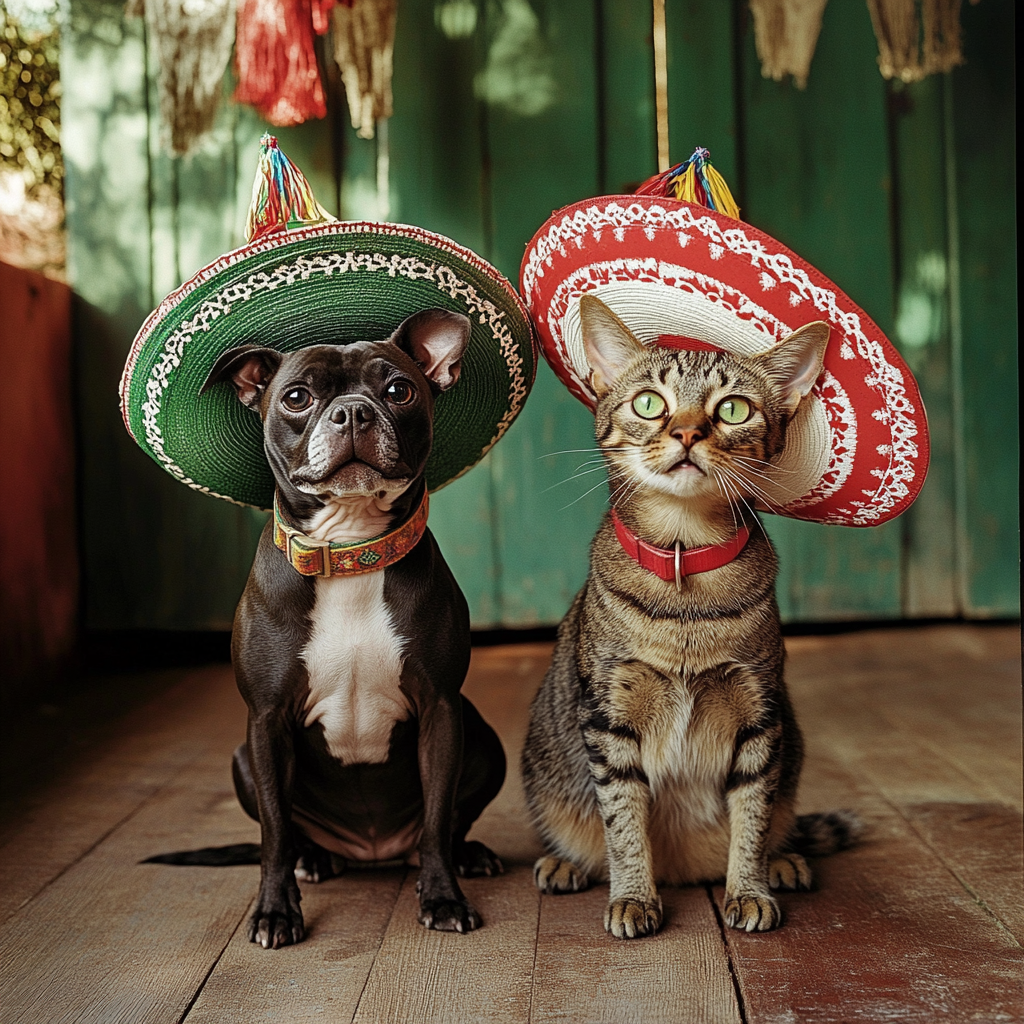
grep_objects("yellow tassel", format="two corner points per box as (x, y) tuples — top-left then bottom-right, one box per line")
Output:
(704, 164), (741, 220)
(673, 164), (699, 205)
(637, 146), (741, 221)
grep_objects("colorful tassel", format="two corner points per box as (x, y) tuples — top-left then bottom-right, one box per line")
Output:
(634, 147), (741, 221)
(234, 0), (329, 127)
(245, 134), (336, 242)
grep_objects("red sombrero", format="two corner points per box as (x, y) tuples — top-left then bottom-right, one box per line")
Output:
(519, 149), (928, 526)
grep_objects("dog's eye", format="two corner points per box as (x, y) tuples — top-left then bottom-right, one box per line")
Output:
(281, 387), (313, 412)
(385, 380), (414, 405)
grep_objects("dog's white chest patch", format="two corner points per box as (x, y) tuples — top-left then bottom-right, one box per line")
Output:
(301, 572), (411, 765)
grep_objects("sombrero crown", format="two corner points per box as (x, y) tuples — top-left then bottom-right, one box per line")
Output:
(121, 135), (536, 509)
(520, 147), (928, 526)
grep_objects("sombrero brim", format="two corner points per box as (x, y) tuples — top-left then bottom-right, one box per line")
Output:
(121, 221), (536, 509)
(520, 195), (929, 527)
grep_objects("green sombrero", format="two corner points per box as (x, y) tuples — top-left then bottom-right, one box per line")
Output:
(120, 135), (536, 509)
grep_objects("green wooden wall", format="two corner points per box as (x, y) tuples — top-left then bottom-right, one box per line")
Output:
(62, 0), (1017, 631)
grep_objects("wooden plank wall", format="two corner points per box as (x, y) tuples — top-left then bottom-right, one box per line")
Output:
(60, 0), (1018, 631)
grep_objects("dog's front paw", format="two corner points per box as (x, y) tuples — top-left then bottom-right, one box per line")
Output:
(248, 882), (305, 948)
(418, 896), (482, 933)
(455, 840), (504, 878)
(723, 891), (781, 932)
(604, 896), (662, 939)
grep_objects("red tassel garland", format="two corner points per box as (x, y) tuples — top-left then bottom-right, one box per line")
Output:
(234, 0), (331, 127)
(311, 0), (339, 34)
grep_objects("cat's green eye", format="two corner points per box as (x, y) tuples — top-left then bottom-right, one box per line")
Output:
(632, 391), (667, 419)
(716, 396), (752, 424)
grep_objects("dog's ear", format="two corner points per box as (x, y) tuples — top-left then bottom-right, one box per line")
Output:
(391, 309), (471, 392)
(201, 346), (284, 409)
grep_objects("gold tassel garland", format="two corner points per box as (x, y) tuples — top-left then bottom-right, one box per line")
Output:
(749, 0), (829, 90)
(127, 0), (237, 156)
(332, 0), (398, 140)
(866, 0), (967, 82)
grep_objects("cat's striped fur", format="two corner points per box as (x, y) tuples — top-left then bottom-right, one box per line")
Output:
(521, 296), (859, 938)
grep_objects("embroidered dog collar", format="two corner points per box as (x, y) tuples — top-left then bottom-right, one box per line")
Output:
(273, 490), (429, 577)
(611, 509), (750, 590)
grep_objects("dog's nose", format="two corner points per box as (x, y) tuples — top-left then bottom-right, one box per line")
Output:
(329, 399), (376, 430)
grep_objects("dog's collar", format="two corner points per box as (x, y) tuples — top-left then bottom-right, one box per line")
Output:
(273, 490), (429, 578)
(611, 509), (750, 590)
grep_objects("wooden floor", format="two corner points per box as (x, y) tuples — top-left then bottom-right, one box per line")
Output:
(1, 624), (1021, 1023)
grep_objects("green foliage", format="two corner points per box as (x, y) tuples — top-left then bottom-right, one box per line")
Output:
(0, 3), (62, 197)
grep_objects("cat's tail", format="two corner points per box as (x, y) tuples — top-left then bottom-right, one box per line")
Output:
(141, 842), (261, 866)
(790, 810), (863, 856)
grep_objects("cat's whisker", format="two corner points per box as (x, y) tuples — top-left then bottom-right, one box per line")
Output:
(715, 467), (773, 543)
(728, 460), (794, 488)
(715, 467), (777, 520)
(712, 469), (742, 535)
(606, 476), (644, 514)
(717, 464), (781, 505)
(541, 466), (609, 495)
(733, 455), (800, 475)
(559, 474), (617, 511)
(721, 468), (787, 527)
(736, 494), (773, 545)
(539, 446), (632, 460)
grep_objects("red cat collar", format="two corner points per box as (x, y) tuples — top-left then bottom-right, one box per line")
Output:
(611, 510), (750, 590)
(273, 490), (428, 577)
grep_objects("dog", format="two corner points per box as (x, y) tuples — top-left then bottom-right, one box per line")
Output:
(152, 308), (506, 948)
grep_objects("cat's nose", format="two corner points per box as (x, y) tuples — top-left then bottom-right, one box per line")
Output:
(670, 424), (704, 449)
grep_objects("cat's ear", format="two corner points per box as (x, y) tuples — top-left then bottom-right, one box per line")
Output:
(579, 295), (646, 398)
(757, 321), (830, 416)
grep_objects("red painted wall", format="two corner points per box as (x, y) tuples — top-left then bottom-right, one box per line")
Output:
(0, 261), (78, 704)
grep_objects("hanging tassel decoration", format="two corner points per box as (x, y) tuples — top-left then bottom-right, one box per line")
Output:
(332, 0), (399, 140)
(125, 0), (237, 155)
(234, 0), (333, 127)
(635, 147), (741, 221)
(748, 0), (829, 90)
(866, 0), (965, 82)
(245, 134), (337, 242)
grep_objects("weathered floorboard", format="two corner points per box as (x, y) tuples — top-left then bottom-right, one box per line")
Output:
(0, 665), (246, 924)
(718, 783), (1023, 1024)
(900, 801), (1024, 946)
(184, 870), (405, 1024)
(531, 883), (742, 1024)
(0, 625), (1018, 1023)
(0, 748), (259, 1024)
(353, 868), (540, 1024)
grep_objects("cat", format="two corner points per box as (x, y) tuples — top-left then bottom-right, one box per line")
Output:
(520, 294), (859, 938)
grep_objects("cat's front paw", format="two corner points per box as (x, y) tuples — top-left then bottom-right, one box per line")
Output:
(769, 852), (812, 891)
(604, 896), (663, 939)
(534, 855), (589, 894)
(723, 892), (781, 932)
